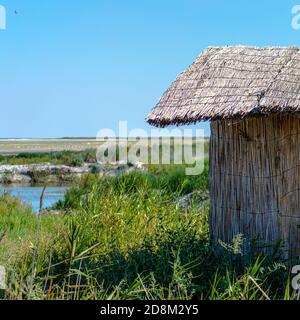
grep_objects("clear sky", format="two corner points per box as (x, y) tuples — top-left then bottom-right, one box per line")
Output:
(0, 0), (300, 138)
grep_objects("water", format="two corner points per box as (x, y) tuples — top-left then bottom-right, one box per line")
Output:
(0, 185), (69, 212)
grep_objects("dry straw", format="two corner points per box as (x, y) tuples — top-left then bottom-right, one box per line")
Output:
(146, 46), (300, 126)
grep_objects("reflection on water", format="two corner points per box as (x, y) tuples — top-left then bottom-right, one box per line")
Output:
(0, 185), (69, 213)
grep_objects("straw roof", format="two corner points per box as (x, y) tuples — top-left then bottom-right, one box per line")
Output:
(146, 46), (300, 126)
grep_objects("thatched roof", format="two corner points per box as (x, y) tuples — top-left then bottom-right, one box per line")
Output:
(146, 46), (300, 127)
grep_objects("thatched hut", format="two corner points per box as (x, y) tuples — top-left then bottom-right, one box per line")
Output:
(146, 46), (300, 259)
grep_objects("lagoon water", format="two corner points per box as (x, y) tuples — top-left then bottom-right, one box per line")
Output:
(0, 185), (69, 212)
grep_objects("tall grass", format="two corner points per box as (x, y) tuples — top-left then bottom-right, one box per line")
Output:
(0, 164), (297, 300)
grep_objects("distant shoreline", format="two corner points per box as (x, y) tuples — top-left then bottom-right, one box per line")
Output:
(0, 136), (211, 140)
(0, 137), (209, 155)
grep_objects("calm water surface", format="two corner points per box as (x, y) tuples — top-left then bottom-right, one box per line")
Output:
(0, 185), (69, 212)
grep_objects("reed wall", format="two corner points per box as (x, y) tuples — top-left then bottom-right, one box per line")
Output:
(210, 115), (300, 258)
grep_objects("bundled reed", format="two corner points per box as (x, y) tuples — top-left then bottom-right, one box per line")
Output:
(210, 115), (300, 258)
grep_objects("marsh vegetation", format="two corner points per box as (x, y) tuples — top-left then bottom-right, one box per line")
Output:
(0, 160), (297, 300)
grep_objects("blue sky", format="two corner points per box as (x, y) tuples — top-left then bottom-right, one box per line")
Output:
(0, 0), (300, 138)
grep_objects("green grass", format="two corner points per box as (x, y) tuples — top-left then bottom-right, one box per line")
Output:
(0, 150), (96, 167)
(0, 163), (297, 300)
